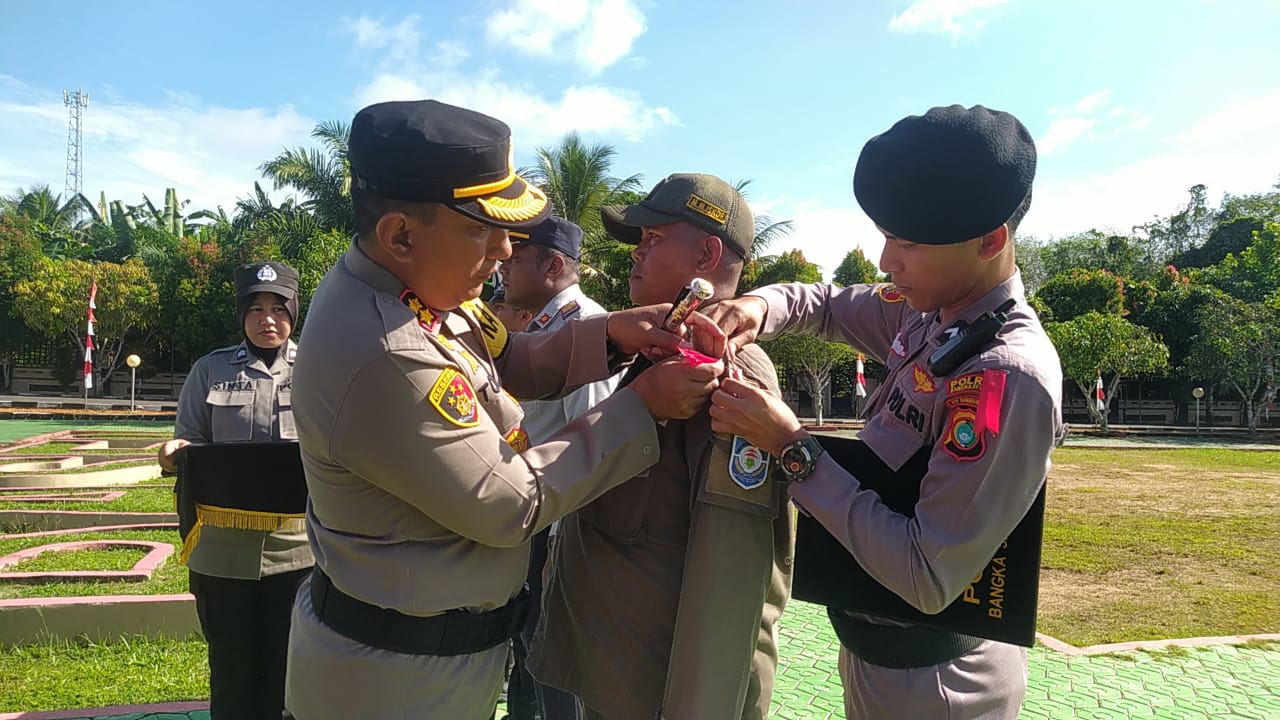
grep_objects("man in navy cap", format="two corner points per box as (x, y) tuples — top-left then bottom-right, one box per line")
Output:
(703, 105), (1065, 719)
(499, 214), (620, 719)
(284, 99), (726, 719)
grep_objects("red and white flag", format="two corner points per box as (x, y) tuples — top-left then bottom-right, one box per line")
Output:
(1094, 372), (1105, 413)
(855, 352), (867, 398)
(84, 281), (97, 390)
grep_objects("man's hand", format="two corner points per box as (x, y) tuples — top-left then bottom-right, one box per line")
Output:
(157, 438), (191, 474)
(698, 296), (767, 356)
(607, 306), (728, 361)
(629, 355), (725, 421)
(709, 377), (807, 455)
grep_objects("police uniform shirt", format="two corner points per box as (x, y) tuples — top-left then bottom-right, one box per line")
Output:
(174, 339), (312, 579)
(530, 342), (793, 720)
(290, 242), (660, 617)
(750, 273), (1063, 614)
(520, 284), (621, 444)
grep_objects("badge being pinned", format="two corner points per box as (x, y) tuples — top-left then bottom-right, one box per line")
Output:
(729, 436), (770, 490)
(429, 368), (479, 427)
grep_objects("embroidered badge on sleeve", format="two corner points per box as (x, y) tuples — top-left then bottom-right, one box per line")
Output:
(941, 370), (1007, 461)
(461, 298), (509, 358)
(504, 427), (530, 453)
(429, 368), (480, 427)
(729, 436), (771, 490)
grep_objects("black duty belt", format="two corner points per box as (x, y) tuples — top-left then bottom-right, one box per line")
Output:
(309, 568), (529, 656)
(828, 609), (984, 669)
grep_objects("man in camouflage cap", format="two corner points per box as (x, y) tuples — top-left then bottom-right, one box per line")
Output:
(284, 100), (726, 719)
(704, 105), (1065, 719)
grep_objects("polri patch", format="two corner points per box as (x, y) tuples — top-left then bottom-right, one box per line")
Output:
(504, 427), (529, 453)
(429, 368), (479, 427)
(729, 436), (770, 490)
(943, 372), (987, 462)
(877, 284), (904, 303)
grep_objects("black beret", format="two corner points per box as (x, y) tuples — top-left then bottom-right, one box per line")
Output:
(853, 104), (1036, 245)
(348, 99), (551, 230)
(235, 262), (299, 323)
(509, 215), (583, 260)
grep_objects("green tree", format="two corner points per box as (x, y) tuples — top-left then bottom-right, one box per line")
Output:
(11, 258), (160, 394)
(1173, 217), (1265, 269)
(1195, 222), (1280, 307)
(1034, 268), (1125, 321)
(749, 248), (822, 290)
(1185, 296), (1279, 433)
(832, 247), (882, 286)
(1137, 183), (1215, 263)
(260, 120), (355, 234)
(0, 213), (45, 390)
(1045, 312), (1170, 431)
(0, 185), (98, 260)
(1033, 231), (1161, 284)
(760, 334), (857, 425)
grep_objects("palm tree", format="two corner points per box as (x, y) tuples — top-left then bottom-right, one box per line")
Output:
(259, 120), (355, 234)
(0, 185), (97, 259)
(732, 179), (796, 292)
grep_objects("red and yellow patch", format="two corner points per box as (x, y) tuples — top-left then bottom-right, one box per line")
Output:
(429, 368), (479, 427)
(504, 427), (530, 453)
(877, 284), (904, 303)
(558, 300), (580, 319)
(941, 370), (1007, 461)
(536, 312), (553, 327)
(399, 289), (440, 334)
(912, 365), (937, 394)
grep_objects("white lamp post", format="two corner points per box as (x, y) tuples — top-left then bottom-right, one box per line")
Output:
(1192, 386), (1204, 434)
(126, 354), (142, 412)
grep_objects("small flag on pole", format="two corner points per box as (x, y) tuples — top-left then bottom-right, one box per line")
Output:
(1094, 372), (1105, 413)
(84, 281), (97, 390)
(855, 352), (867, 398)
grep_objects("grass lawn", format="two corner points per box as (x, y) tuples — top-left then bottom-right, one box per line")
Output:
(0, 635), (208, 713)
(0, 485), (173, 513)
(0, 420), (173, 444)
(0, 529), (188, 599)
(1038, 447), (1280, 646)
(8, 546), (148, 573)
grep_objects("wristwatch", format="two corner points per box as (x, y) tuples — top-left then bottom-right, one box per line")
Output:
(778, 435), (825, 483)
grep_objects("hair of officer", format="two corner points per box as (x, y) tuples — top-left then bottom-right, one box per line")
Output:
(534, 245), (580, 284)
(352, 185), (440, 240)
(1005, 190), (1032, 237)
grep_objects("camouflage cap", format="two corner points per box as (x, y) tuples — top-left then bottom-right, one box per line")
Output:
(601, 173), (754, 257)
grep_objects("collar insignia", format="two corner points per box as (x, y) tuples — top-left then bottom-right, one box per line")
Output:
(399, 289), (441, 334)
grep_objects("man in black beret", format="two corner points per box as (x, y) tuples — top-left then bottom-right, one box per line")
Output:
(284, 99), (728, 719)
(702, 105), (1065, 719)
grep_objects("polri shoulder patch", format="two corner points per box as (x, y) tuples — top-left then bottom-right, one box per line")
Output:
(942, 372), (985, 461)
(504, 427), (530, 453)
(429, 368), (479, 427)
(729, 436), (770, 490)
(461, 298), (509, 358)
(877, 284), (904, 303)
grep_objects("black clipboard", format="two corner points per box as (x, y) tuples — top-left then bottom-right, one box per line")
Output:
(792, 435), (1044, 647)
(174, 441), (307, 538)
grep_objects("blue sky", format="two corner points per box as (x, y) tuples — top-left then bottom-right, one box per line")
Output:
(3, 0), (1279, 278)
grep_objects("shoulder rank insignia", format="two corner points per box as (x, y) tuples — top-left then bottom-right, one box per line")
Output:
(558, 300), (580, 319)
(462, 298), (509, 358)
(912, 365), (937, 394)
(234, 346), (247, 361)
(729, 436), (770, 490)
(504, 426), (530, 453)
(877, 284), (904, 303)
(399, 289), (441, 334)
(535, 312), (553, 328)
(429, 368), (479, 427)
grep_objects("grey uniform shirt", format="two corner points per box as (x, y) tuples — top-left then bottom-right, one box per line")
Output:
(174, 339), (312, 579)
(291, 243), (661, 616)
(520, 285), (622, 445)
(750, 272), (1063, 614)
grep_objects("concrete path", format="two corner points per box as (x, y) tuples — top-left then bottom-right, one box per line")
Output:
(5, 600), (1277, 720)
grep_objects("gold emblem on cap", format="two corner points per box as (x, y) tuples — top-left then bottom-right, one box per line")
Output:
(477, 184), (548, 223)
(686, 193), (729, 224)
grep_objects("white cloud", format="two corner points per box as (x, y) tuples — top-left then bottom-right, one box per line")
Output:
(889, 0), (1013, 39)
(750, 195), (886, 282)
(486, 0), (647, 74)
(433, 40), (470, 68)
(1038, 116), (1096, 156)
(1021, 87), (1280, 240)
(340, 15), (421, 61)
(0, 77), (316, 215)
(1038, 88), (1148, 156)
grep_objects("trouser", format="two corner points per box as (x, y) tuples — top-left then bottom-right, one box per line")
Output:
(191, 567), (310, 720)
(507, 529), (582, 720)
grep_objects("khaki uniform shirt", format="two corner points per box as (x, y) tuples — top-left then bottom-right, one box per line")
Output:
(174, 340), (312, 579)
(530, 342), (794, 720)
(750, 273), (1063, 719)
(521, 285), (622, 445)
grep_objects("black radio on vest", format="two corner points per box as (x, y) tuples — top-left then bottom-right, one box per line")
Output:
(927, 298), (1017, 377)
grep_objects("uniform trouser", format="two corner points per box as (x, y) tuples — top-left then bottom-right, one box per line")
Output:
(837, 640), (1027, 720)
(507, 529), (582, 720)
(190, 567), (310, 720)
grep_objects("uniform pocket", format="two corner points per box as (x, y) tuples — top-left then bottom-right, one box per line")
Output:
(581, 474), (654, 544)
(277, 388), (297, 440)
(206, 389), (256, 442)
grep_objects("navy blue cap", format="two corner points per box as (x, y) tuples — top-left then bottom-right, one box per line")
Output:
(853, 104), (1036, 245)
(509, 215), (583, 260)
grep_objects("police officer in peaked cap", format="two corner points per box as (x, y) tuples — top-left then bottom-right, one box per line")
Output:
(702, 105), (1066, 719)
(283, 99), (728, 719)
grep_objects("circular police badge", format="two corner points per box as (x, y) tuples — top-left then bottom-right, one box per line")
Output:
(954, 421), (976, 448)
(256, 265), (278, 282)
